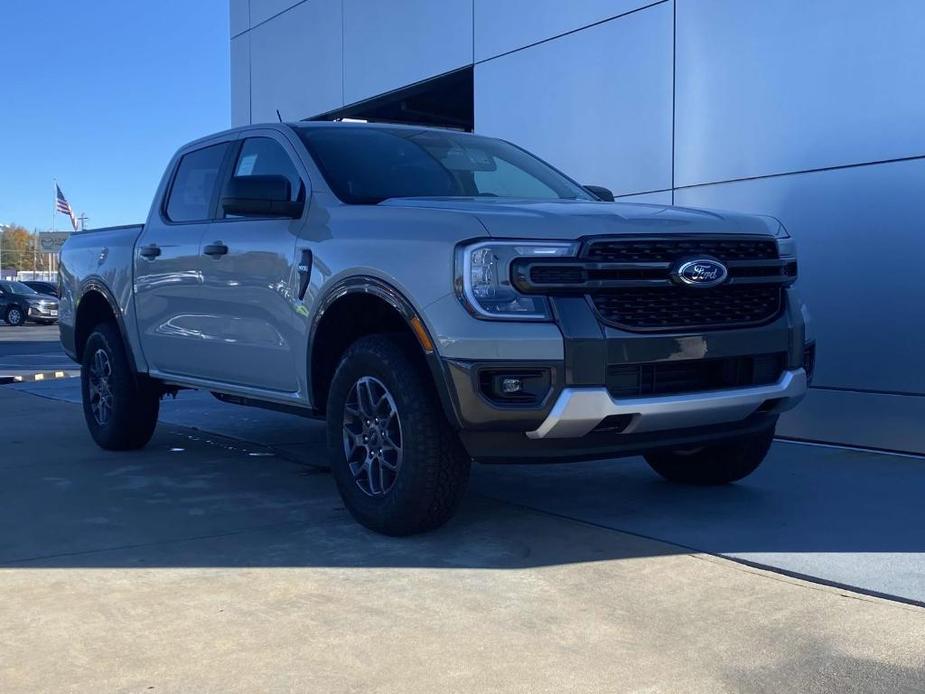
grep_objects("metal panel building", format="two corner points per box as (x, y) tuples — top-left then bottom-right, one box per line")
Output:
(230, 0), (925, 453)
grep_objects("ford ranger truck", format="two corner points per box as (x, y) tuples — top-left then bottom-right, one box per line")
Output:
(59, 123), (814, 535)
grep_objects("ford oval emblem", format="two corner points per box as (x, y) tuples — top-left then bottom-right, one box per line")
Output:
(675, 258), (728, 288)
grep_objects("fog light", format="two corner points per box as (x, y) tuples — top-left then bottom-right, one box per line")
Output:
(501, 378), (523, 394)
(478, 368), (552, 405)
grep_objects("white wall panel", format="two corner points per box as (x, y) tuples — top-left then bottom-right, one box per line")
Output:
(675, 0), (925, 187)
(230, 0), (249, 36)
(250, 0), (302, 27)
(675, 158), (925, 395)
(230, 33), (251, 126)
(474, 0), (660, 61)
(249, 0), (343, 122)
(343, 0), (472, 105)
(476, 4), (673, 196)
(779, 389), (925, 455)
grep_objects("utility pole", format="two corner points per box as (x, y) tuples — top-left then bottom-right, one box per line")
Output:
(77, 213), (89, 231)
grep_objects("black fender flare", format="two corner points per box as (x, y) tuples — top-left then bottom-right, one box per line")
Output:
(307, 276), (462, 428)
(75, 279), (139, 374)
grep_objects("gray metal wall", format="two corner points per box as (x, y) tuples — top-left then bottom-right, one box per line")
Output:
(231, 0), (925, 453)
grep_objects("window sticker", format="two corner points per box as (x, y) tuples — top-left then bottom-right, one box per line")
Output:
(236, 154), (258, 176)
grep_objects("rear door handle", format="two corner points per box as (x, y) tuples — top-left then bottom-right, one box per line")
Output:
(139, 244), (161, 260)
(203, 242), (229, 258)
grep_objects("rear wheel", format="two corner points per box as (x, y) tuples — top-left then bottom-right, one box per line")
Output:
(4, 306), (25, 326)
(326, 334), (471, 536)
(80, 322), (160, 450)
(644, 427), (775, 485)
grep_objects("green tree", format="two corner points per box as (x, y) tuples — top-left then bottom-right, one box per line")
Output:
(0, 224), (44, 272)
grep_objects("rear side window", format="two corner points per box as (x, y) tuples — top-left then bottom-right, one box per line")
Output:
(232, 137), (304, 203)
(165, 143), (229, 222)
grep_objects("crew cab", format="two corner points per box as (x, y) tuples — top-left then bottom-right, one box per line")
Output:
(59, 122), (814, 535)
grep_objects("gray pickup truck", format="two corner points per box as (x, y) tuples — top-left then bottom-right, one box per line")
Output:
(59, 122), (814, 535)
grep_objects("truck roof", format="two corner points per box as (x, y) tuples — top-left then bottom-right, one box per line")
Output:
(182, 120), (475, 150)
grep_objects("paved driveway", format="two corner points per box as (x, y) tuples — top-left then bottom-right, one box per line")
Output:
(15, 375), (925, 605)
(0, 323), (73, 378)
(1, 387), (923, 692)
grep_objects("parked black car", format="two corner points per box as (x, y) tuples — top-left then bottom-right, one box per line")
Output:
(0, 280), (59, 326)
(22, 280), (58, 298)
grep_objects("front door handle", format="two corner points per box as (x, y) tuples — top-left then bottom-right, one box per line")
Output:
(203, 242), (229, 258)
(139, 244), (161, 260)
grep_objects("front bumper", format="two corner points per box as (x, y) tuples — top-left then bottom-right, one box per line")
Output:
(433, 288), (808, 463)
(28, 304), (59, 320)
(527, 368), (806, 439)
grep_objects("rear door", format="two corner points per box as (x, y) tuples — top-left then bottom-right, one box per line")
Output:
(191, 131), (308, 392)
(133, 140), (232, 378)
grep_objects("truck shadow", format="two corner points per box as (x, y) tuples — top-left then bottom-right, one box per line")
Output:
(2, 407), (923, 602)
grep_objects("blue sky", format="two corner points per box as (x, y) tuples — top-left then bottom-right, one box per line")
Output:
(0, 0), (230, 231)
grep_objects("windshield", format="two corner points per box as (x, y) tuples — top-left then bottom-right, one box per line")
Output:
(297, 126), (595, 205)
(0, 281), (37, 294)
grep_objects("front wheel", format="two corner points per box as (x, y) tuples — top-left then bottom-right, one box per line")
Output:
(326, 334), (471, 536)
(80, 322), (160, 450)
(644, 427), (775, 485)
(4, 306), (26, 326)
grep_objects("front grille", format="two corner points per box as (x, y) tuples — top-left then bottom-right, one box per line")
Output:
(607, 353), (786, 398)
(592, 285), (782, 331)
(530, 265), (586, 284)
(585, 238), (778, 263)
(509, 235), (794, 332)
(585, 235), (787, 332)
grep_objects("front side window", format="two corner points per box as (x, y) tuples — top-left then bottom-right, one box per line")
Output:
(165, 143), (229, 222)
(231, 137), (304, 204)
(297, 126), (594, 205)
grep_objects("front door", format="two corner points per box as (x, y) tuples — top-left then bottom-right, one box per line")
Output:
(192, 133), (307, 393)
(133, 141), (231, 378)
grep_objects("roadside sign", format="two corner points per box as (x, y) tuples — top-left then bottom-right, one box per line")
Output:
(39, 232), (71, 252)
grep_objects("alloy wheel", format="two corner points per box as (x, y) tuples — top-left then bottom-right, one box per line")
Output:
(342, 376), (403, 497)
(88, 348), (114, 425)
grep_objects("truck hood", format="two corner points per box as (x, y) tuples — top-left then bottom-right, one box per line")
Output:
(378, 197), (779, 239)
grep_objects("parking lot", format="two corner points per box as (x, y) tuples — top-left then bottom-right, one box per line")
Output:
(1, 325), (923, 691)
(0, 323), (75, 382)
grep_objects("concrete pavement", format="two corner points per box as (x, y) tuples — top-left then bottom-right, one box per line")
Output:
(0, 323), (76, 381)
(16, 375), (925, 605)
(1, 387), (924, 692)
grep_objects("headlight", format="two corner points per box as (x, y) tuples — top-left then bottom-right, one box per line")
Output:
(455, 240), (577, 320)
(777, 236), (796, 258)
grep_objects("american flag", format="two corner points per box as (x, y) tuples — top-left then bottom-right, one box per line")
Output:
(56, 184), (78, 231)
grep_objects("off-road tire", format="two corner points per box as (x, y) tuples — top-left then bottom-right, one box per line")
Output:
(4, 306), (26, 326)
(644, 427), (775, 485)
(81, 322), (160, 451)
(326, 334), (471, 536)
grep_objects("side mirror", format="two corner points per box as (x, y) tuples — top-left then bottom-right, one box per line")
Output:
(221, 175), (304, 218)
(584, 185), (615, 202)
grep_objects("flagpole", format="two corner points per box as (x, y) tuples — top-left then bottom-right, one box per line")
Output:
(52, 179), (56, 234)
